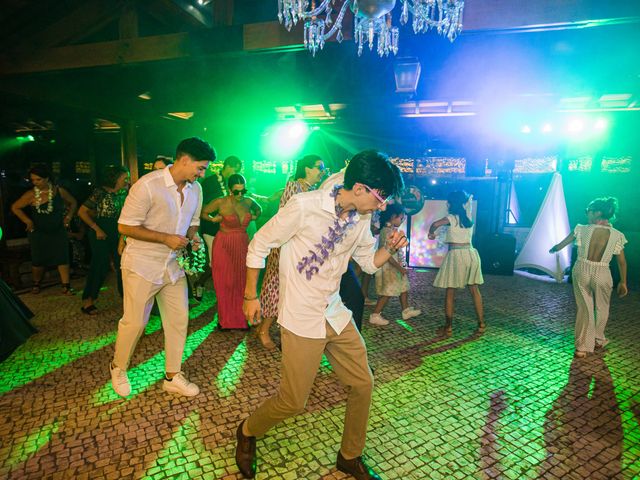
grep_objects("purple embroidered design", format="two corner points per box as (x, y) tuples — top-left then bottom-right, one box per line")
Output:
(297, 184), (357, 280)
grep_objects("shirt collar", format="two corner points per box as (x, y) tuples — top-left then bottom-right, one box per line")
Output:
(163, 165), (193, 190)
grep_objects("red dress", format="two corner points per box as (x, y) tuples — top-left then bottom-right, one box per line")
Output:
(212, 212), (251, 329)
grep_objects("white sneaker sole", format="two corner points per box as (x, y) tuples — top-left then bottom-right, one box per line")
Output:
(162, 381), (199, 397)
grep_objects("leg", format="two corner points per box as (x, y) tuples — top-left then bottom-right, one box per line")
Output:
(257, 316), (276, 350)
(572, 266), (596, 354)
(31, 265), (44, 293)
(438, 288), (455, 336)
(593, 267), (613, 347)
(245, 326), (326, 437)
(468, 285), (485, 331)
(372, 296), (390, 314)
(82, 234), (111, 306)
(57, 264), (72, 294)
(112, 270), (159, 370)
(400, 291), (409, 310)
(155, 276), (189, 375)
(324, 322), (374, 459)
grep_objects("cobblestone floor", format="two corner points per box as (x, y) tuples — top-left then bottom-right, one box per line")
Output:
(0, 270), (639, 479)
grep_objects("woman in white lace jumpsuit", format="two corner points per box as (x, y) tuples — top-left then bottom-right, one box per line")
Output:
(550, 197), (628, 357)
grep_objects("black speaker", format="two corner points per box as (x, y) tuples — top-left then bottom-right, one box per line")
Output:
(476, 233), (516, 276)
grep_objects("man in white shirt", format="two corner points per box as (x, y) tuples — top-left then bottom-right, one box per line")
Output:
(237, 150), (407, 480)
(110, 137), (215, 398)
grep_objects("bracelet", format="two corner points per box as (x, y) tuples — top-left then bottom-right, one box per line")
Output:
(243, 295), (258, 301)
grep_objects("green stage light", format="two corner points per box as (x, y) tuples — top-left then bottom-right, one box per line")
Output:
(567, 118), (585, 134)
(261, 121), (311, 160)
(594, 117), (608, 132)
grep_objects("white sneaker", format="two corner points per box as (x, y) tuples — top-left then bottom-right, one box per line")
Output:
(364, 297), (376, 306)
(163, 372), (200, 397)
(110, 362), (131, 397)
(369, 313), (389, 326)
(402, 307), (421, 320)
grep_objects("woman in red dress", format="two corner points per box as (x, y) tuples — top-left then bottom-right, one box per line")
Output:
(202, 174), (261, 329)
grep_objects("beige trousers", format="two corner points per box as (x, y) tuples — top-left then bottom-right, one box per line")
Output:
(572, 259), (613, 353)
(113, 269), (189, 373)
(246, 321), (374, 459)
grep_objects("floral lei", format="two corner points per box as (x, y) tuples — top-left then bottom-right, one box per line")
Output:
(215, 171), (228, 197)
(296, 184), (357, 280)
(34, 183), (54, 214)
(176, 234), (207, 275)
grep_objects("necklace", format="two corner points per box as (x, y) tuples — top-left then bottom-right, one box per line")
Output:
(176, 234), (207, 275)
(296, 184), (357, 280)
(215, 171), (228, 197)
(34, 183), (54, 214)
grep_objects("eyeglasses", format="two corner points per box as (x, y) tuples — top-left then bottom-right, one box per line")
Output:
(358, 183), (390, 206)
(232, 189), (247, 196)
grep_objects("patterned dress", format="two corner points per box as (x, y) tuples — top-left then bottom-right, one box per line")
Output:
(259, 180), (310, 318)
(375, 225), (410, 297)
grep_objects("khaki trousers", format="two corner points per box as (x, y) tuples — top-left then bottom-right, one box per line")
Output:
(113, 269), (189, 373)
(246, 321), (374, 459)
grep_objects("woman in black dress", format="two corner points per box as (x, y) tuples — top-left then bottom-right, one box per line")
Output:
(11, 165), (77, 294)
(78, 165), (130, 315)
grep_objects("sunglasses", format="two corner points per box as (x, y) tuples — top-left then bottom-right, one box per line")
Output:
(314, 163), (326, 171)
(358, 183), (391, 206)
(232, 189), (247, 196)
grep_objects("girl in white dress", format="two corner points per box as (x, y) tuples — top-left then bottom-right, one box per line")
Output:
(428, 191), (484, 336)
(550, 197), (628, 357)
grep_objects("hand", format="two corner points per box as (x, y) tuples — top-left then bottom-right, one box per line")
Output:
(63, 216), (72, 228)
(163, 234), (189, 250)
(211, 214), (223, 223)
(617, 283), (628, 298)
(95, 227), (107, 240)
(25, 220), (35, 233)
(428, 232), (436, 240)
(191, 234), (203, 252)
(386, 229), (408, 251)
(117, 237), (126, 256)
(243, 298), (262, 326)
(397, 266), (408, 275)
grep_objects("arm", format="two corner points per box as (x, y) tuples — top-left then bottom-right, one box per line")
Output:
(243, 196), (306, 324)
(11, 191), (35, 232)
(118, 224), (188, 250)
(549, 232), (575, 253)
(615, 250), (628, 298)
(249, 198), (262, 221)
(58, 187), (77, 227)
(78, 205), (107, 240)
(353, 224), (408, 274)
(201, 198), (222, 223)
(427, 216), (450, 240)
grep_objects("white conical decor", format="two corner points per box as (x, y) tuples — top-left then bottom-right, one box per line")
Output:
(515, 172), (571, 282)
(507, 181), (521, 224)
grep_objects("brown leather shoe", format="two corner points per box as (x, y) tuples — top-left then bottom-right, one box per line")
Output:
(235, 420), (257, 478)
(336, 451), (381, 480)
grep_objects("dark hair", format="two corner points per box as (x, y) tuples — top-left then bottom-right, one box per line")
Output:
(380, 203), (405, 226)
(344, 150), (404, 198)
(175, 137), (216, 162)
(223, 155), (242, 169)
(155, 155), (173, 166)
(228, 173), (246, 189)
(28, 164), (53, 182)
(587, 197), (618, 221)
(447, 191), (473, 228)
(295, 154), (322, 180)
(101, 165), (129, 189)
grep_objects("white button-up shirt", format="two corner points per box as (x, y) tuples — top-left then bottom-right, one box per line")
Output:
(247, 187), (379, 339)
(119, 167), (202, 284)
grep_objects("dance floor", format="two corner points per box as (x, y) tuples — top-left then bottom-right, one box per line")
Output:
(1, 270), (639, 479)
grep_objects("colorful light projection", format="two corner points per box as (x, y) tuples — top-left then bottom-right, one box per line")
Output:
(409, 200), (477, 268)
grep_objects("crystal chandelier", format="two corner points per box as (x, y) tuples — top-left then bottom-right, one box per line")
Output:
(277, 0), (465, 57)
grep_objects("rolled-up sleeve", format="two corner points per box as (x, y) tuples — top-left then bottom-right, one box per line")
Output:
(190, 183), (203, 227)
(118, 181), (150, 226)
(247, 195), (305, 269)
(351, 222), (379, 275)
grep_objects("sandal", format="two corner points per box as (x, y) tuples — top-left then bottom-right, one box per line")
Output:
(31, 282), (41, 294)
(477, 322), (486, 333)
(257, 330), (276, 350)
(436, 326), (453, 338)
(61, 283), (74, 296)
(81, 305), (99, 316)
